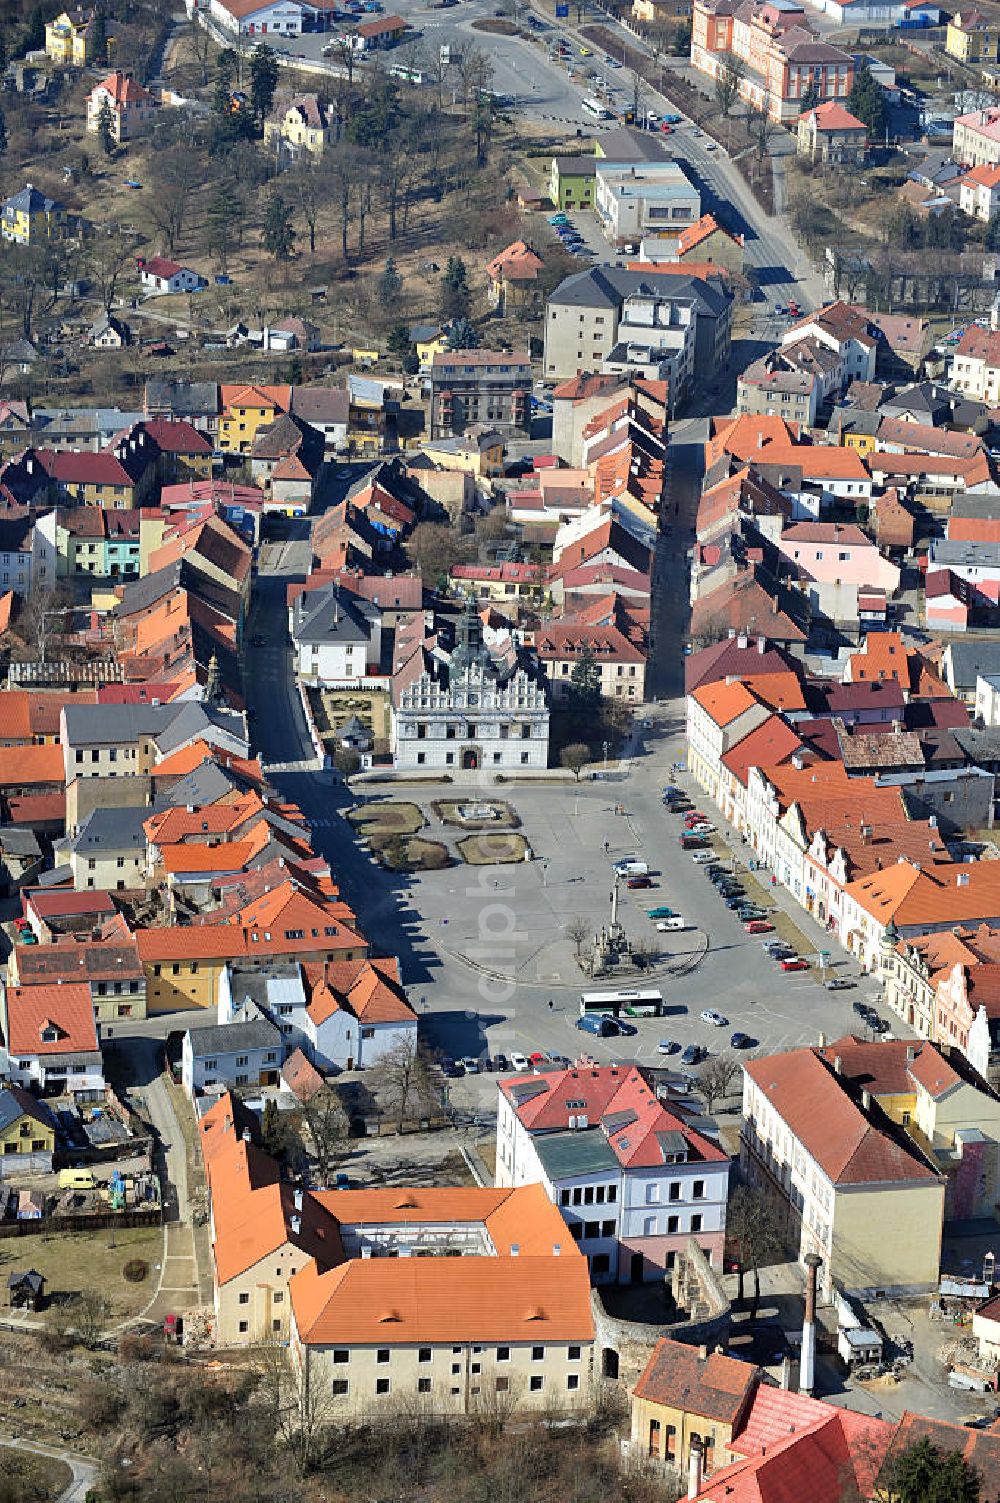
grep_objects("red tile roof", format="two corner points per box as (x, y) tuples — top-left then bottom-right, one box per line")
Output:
(4, 981), (98, 1056)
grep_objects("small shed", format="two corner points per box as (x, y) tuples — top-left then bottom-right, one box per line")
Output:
(16, 1189), (44, 1220)
(7, 1268), (45, 1311)
(837, 1324), (883, 1368)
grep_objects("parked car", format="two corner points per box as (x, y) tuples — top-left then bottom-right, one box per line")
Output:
(493, 1053), (510, 1072)
(627, 874), (653, 889)
(680, 1043), (703, 1066)
(780, 957), (810, 972)
(657, 917), (687, 931)
(853, 1001), (876, 1020)
(647, 905), (677, 919)
(681, 835), (709, 850)
(251, 633), (266, 648)
(825, 977), (855, 990)
(869, 1015), (890, 1034)
(528, 1051), (549, 1068)
(688, 822), (716, 835)
(691, 849), (715, 863)
(548, 1052), (571, 1068)
(700, 1009), (728, 1027)
(442, 1058), (463, 1077)
(611, 1018), (638, 1036)
(730, 1031), (753, 1050)
(460, 1056), (480, 1074)
(745, 920), (774, 934)
(509, 1051), (530, 1071)
(657, 1039), (679, 1054)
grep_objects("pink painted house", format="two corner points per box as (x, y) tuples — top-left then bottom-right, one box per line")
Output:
(775, 520), (900, 627)
(925, 569), (971, 631)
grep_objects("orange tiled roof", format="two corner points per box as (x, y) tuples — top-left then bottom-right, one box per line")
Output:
(0, 743), (65, 785)
(4, 982), (97, 1056)
(691, 678), (763, 727)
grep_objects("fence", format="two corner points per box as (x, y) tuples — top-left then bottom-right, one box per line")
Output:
(0, 1208), (162, 1239)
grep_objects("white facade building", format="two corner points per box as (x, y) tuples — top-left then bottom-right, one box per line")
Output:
(290, 585), (382, 687)
(496, 1063), (729, 1283)
(392, 605), (549, 773)
(207, 0), (303, 35)
(182, 1018), (283, 1097)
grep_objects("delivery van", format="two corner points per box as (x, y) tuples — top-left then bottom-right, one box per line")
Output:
(58, 1168), (97, 1190)
(613, 859), (649, 877)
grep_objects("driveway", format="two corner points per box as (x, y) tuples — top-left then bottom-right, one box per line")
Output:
(0, 1436), (97, 1503)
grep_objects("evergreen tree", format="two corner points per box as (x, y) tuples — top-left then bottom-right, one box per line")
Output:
(261, 190), (295, 261)
(379, 257), (403, 302)
(213, 48), (238, 119)
(207, 183), (242, 272)
(848, 63), (886, 139)
(888, 1436), (980, 1503)
(447, 315), (479, 349)
(249, 42), (279, 121)
(96, 96), (116, 157)
(92, 6), (107, 62)
(568, 648), (601, 709)
(440, 255), (470, 321)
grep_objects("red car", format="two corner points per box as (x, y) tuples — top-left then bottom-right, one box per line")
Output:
(528, 1051), (549, 1067)
(659, 122), (672, 132)
(780, 957), (810, 972)
(744, 920), (773, 933)
(683, 813), (706, 827)
(627, 875), (653, 889)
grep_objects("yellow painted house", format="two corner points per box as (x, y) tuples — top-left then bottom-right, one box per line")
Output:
(0, 1085), (57, 1169)
(947, 9), (1000, 63)
(1, 184), (70, 247)
(263, 94), (333, 158)
(630, 1338), (760, 1477)
(421, 431), (505, 478)
(410, 323), (451, 372)
(45, 8), (97, 66)
(218, 385), (291, 455)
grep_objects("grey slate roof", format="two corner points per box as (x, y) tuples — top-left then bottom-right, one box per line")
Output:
(153, 761), (245, 810)
(293, 586), (374, 648)
(946, 640), (1000, 689)
(186, 1018), (282, 1058)
(533, 1127), (619, 1179)
(143, 379), (220, 417)
(931, 539), (1000, 569)
(0, 1085), (57, 1136)
(68, 805), (149, 855)
(62, 702), (178, 746)
(547, 265), (731, 318)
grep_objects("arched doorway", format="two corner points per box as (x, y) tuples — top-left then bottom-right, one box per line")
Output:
(462, 748), (480, 770)
(602, 1347), (619, 1380)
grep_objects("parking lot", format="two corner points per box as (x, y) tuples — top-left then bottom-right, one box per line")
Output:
(340, 708), (896, 1113)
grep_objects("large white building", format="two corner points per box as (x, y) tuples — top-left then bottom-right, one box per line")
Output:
(496, 1063), (730, 1283)
(290, 584), (382, 687)
(392, 604), (549, 773)
(207, 0), (303, 36)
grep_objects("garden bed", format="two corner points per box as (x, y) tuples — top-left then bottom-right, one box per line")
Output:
(457, 832), (531, 864)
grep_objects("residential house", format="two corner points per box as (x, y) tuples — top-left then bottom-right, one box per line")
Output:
(1, 184), (71, 246)
(0, 1085), (57, 1176)
(420, 430), (506, 480)
(595, 160), (701, 248)
(496, 1063), (731, 1282)
(960, 163), (1000, 219)
(946, 9), (999, 62)
(687, 678), (772, 799)
(548, 155), (597, 211)
(486, 241), (545, 316)
(409, 324), (450, 373)
(631, 1339), (760, 1477)
(781, 302), (878, 385)
(86, 71), (155, 142)
(674, 213), (744, 273)
(536, 612), (647, 701)
(220, 956), (418, 1071)
(263, 93), (333, 158)
(797, 101), (868, 164)
(249, 411), (324, 511)
(0, 402), (32, 459)
(137, 257), (207, 297)
(0, 982), (104, 1097)
(954, 106), (1000, 169)
(774, 520), (900, 625)
(218, 383), (291, 454)
(429, 350), (531, 440)
(291, 584), (382, 685)
(450, 561), (545, 608)
(290, 386), (350, 451)
(181, 1017), (283, 1097)
(89, 313), (132, 349)
(64, 805), (148, 891)
(45, 8), (98, 65)
(742, 1043), (945, 1298)
(11, 922), (147, 1027)
(952, 323), (1000, 403)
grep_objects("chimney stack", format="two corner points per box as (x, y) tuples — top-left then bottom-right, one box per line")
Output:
(687, 1436), (704, 1500)
(800, 1253), (822, 1395)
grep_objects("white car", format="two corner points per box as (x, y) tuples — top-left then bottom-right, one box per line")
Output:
(700, 1009), (728, 1027)
(657, 917), (687, 931)
(510, 1051), (530, 1072)
(460, 1057), (480, 1074)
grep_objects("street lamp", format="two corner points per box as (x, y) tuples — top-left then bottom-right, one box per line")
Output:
(602, 740), (609, 768)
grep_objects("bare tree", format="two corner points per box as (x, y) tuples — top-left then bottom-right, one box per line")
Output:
(714, 51), (745, 121)
(566, 916), (591, 959)
(253, 1337), (333, 1477)
(727, 1183), (784, 1317)
(378, 1037), (438, 1131)
(87, 230), (135, 316)
(291, 159), (331, 257)
(697, 1052), (742, 1112)
(297, 1083), (349, 1184)
(629, 68), (648, 127)
(147, 145), (203, 255)
(189, 17), (214, 86)
(560, 743), (590, 781)
(746, 93), (780, 170)
(470, 1370), (525, 1436)
(73, 1290), (111, 1348)
(15, 580), (73, 664)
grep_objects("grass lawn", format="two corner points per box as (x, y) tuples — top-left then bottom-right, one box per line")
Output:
(457, 833), (530, 864)
(379, 836), (451, 871)
(0, 1449), (72, 1501)
(30, 1225), (162, 1322)
(348, 801), (424, 835)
